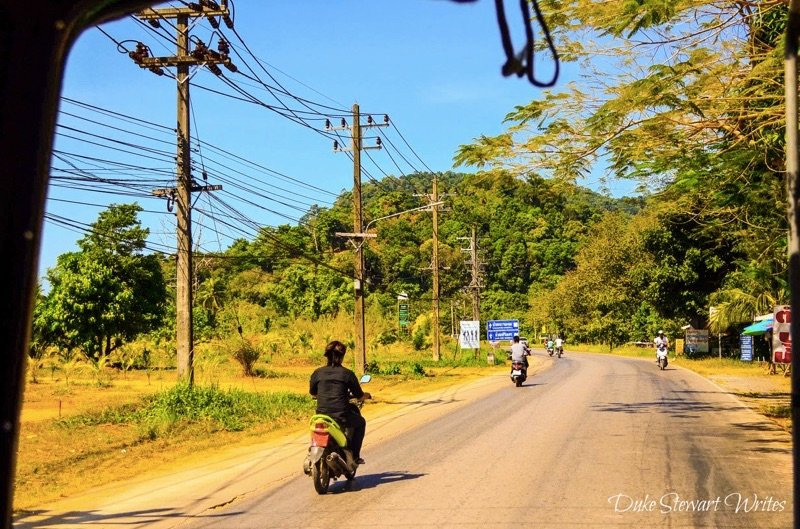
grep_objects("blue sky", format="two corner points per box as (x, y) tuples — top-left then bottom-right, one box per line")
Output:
(44, 0), (634, 280)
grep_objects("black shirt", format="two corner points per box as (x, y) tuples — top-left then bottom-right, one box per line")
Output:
(309, 365), (364, 422)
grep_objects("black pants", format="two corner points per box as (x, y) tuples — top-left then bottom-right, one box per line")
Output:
(338, 407), (366, 459)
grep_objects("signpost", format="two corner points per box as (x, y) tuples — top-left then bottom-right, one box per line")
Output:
(740, 334), (753, 361)
(773, 305), (792, 364)
(487, 319), (520, 342)
(459, 320), (480, 349)
(397, 292), (410, 332)
(685, 328), (709, 354)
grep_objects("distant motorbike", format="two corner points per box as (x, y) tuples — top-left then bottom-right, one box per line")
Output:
(507, 350), (529, 387)
(303, 374), (371, 494)
(546, 345), (555, 357)
(656, 346), (668, 370)
(555, 345), (563, 358)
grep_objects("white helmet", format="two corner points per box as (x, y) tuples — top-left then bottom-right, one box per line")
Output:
(658, 330), (664, 335)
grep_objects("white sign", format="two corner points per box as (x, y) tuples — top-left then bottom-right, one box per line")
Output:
(459, 320), (480, 349)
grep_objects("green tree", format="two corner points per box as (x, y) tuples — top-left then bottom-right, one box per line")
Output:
(454, 1), (788, 340)
(36, 204), (167, 360)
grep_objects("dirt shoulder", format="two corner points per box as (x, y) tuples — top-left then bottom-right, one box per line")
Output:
(14, 359), (546, 529)
(702, 371), (791, 432)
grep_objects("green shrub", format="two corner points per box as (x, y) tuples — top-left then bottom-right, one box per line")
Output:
(410, 362), (426, 377)
(412, 330), (426, 350)
(231, 340), (261, 376)
(365, 360), (381, 374)
(57, 384), (315, 436)
(376, 330), (398, 346)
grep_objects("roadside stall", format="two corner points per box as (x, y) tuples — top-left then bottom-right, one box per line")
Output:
(740, 315), (774, 363)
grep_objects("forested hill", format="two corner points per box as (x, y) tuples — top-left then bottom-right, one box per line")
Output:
(34, 164), (787, 358)
(189, 159), (786, 349)
(34, 2), (791, 359)
(184, 170), (644, 343)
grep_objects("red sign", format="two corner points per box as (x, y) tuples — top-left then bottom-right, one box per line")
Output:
(772, 305), (792, 364)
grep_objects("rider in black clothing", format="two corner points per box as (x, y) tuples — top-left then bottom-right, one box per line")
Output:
(309, 340), (371, 464)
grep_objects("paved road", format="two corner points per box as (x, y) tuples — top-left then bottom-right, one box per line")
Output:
(180, 352), (793, 529)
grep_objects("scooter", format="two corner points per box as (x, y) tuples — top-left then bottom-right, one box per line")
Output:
(303, 374), (371, 494)
(657, 346), (668, 370)
(507, 351), (529, 387)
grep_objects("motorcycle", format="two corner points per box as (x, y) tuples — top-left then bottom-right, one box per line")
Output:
(555, 345), (563, 358)
(657, 346), (668, 370)
(507, 350), (529, 387)
(546, 345), (554, 357)
(303, 374), (371, 494)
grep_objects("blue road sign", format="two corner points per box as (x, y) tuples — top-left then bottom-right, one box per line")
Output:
(740, 334), (753, 361)
(487, 319), (519, 342)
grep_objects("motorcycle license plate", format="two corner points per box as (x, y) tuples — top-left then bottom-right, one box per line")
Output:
(511, 369), (522, 376)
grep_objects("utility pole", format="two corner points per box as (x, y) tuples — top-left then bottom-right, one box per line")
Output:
(352, 104), (366, 375)
(416, 174), (444, 361)
(331, 106), (388, 374)
(470, 226), (481, 323)
(432, 175), (440, 361)
(784, 3), (800, 525)
(132, 1), (233, 385)
(459, 226), (482, 355)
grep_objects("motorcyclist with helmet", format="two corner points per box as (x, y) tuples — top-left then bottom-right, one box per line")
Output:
(654, 330), (669, 363)
(510, 335), (530, 370)
(309, 340), (371, 465)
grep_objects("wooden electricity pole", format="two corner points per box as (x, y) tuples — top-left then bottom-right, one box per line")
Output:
(133, 2), (232, 384)
(416, 175), (445, 361)
(459, 226), (481, 355)
(432, 175), (440, 361)
(468, 226), (481, 323)
(352, 103), (366, 375)
(332, 105), (387, 374)
(175, 14), (193, 384)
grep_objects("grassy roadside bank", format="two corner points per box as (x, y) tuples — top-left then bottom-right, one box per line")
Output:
(14, 358), (503, 511)
(14, 346), (790, 511)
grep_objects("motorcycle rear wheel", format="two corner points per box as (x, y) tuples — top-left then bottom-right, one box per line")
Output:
(312, 460), (330, 494)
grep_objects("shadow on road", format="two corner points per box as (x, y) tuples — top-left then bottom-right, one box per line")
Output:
(329, 471), (426, 493)
(515, 382), (544, 389)
(592, 396), (741, 415)
(377, 398), (460, 406)
(14, 507), (189, 528)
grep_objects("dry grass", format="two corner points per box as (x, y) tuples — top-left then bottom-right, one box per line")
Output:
(17, 334), (789, 511)
(16, 363), (316, 510)
(15, 331), (497, 511)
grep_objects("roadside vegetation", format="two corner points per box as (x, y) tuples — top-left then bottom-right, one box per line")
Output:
(16, 331), (497, 511)
(17, 339), (790, 511)
(22, 0), (794, 515)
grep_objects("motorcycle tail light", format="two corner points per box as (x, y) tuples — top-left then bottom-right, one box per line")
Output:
(311, 422), (329, 447)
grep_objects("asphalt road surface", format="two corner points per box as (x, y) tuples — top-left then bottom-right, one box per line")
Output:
(181, 352), (793, 529)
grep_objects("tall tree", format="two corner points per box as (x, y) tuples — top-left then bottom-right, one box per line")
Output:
(35, 204), (167, 359)
(454, 0), (788, 336)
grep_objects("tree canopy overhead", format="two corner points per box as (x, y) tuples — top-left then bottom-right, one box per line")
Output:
(448, 0), (789, 345)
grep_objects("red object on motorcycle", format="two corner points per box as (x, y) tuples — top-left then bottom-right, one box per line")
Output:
(311, 423), (330, 447)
